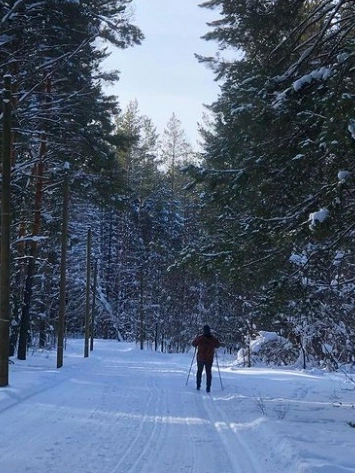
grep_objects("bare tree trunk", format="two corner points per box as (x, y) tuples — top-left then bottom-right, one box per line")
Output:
(0, 75), (12, 386)
(300, 338), (307, 370)
(57, 166), (69, 368)
(84, 228), (92, 358)
(17, 74), (51, 359)
(90, 259), (97, 352)
(139, 267), (144, 350)
(17, 145), (45, 360)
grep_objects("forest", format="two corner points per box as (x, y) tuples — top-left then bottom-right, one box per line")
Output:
(1, 0), (355, 387)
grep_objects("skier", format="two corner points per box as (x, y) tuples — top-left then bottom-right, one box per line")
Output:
(192, 325), (221, 393)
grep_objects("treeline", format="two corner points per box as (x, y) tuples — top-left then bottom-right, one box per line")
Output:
(0, 0), (144, 360)
(1, 1), (355, 372)
(0, 0), (231, 363)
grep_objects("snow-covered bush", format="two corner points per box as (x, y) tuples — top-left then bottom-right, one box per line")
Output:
(234, 331), (298, 367)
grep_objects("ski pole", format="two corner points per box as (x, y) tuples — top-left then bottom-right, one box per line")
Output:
(215, 350), (224, 391)
(186, 347), (196, 385)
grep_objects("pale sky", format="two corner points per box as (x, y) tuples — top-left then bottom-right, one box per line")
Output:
(102, 0), (221, 148)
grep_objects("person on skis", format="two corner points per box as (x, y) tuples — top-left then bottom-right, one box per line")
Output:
(192, 325), (221, 393)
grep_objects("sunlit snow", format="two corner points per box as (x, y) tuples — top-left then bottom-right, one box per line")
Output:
(0, 339), (354, 472)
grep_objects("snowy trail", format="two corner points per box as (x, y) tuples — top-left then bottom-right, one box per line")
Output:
(0, 341), (270, 473)
(1, 339), (354, 473)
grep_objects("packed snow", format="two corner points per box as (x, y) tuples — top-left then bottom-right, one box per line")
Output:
(0, 339), (354, 472)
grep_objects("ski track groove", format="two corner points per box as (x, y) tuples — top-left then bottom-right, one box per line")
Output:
(190, 390), (236, 473)
(125, 380), (164, 473)
(109, 377), (161, 473)
(185, 394), (199, 473)
(202, 393), (264, 473)
(136, 391), (167, 473)
(129, 386), (170, 473)
(120, 377), (198, 473)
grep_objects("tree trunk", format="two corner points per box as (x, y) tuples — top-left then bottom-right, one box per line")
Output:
(17, 255), (36, 360)
(84, 228), (92, 358)
(17, 144), (45, 360)
(139, 267), (144, 350)
(0, 75), (12, 386)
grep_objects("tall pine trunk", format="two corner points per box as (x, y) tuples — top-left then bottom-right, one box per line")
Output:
(17, 148), (45, 360)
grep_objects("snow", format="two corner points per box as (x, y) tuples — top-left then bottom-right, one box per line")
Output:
(1, 339), (355, 473)
(292, 154), (305, 161)
(248, 331), (280, 353)
(290, 252), (308, 266)
(293, 67), (332, 92)
(347, 119), (355, 140)
(309, 208), (329, 227)
(338, 170), (350, 183)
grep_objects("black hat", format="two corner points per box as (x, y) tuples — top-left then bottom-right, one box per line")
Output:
(203, 325), (211, 335)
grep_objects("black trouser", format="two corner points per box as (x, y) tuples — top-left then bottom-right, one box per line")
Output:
(196, 360), (213, 389)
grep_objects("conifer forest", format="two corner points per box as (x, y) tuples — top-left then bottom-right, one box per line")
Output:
(1, 1), (355, 384)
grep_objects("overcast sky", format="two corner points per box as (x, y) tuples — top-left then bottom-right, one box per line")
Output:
(102, 0), (221, 148)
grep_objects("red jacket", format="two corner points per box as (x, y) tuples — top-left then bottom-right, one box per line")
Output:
(192, 334), (220, 362)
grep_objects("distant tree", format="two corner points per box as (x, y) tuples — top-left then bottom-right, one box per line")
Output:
(159, 113), (195, 197)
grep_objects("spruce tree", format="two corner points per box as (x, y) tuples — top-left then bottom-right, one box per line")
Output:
(195, 0), (355, 361)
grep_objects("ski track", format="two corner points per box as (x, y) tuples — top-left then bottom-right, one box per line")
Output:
(0, 347), (279, 473)
(200, 392), (263, 472)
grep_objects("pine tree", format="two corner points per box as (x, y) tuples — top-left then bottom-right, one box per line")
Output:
(0, 0), (143, 357)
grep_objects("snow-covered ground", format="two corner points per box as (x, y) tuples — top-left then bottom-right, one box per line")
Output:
(0, 339), (354, 473)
